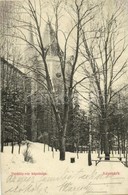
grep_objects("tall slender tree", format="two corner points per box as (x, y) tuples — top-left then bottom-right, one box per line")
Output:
(80, 0), (128, 160)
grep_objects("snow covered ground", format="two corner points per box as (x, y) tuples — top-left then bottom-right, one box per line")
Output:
(1, 142), (128, 195)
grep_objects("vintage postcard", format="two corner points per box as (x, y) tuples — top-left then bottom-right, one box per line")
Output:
(1, 0), (128, 194)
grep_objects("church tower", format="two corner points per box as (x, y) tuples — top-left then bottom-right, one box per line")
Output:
(43, 20), (63, 95)
(25, 20), (70, 142)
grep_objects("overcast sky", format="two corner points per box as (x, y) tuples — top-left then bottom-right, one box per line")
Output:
(1, 0), (128, 110)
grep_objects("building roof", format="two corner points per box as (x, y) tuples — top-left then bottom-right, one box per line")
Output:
(43, 20), (63, 57)
(0, 57), (25, 76)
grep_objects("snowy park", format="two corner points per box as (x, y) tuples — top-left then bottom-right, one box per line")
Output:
(1, 142), (128, 195)
(1, 0), (128, 194)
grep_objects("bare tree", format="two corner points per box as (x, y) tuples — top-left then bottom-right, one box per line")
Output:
(80, 0), (128, 160)
(7, 0), (97, 160)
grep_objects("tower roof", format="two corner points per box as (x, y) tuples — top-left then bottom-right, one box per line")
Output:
(43, 20), (63, 57)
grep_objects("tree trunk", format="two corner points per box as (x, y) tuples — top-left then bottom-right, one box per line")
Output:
(1, 128), (4, 153)
(98, 142), (100, 158)
(76, 137), (79, 159)
(18, 143), (21, 154)
(44, 142), (45, 153)
(1, 120), (5, 152)
(11, 130), (14, 154)
(88, 145), (92, 166)
(88, 132), (92, 165)
(91, 135), (93, 153)
(118, 132), (120, 154)
(11, 140), (14, 154)
(101, 135), (104, 154)
(104, 120), (110, 160)
(59, 136), (66, 161)
(124, 138), (126, 158)
(125, 132), (128, 167)
(104, 133), (110, 160)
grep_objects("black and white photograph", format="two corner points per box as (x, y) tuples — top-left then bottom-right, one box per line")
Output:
(1, 0), (128, 194)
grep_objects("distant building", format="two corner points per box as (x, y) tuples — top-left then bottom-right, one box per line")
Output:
(24, 19), (74, 144)
(24, 20), (66, 142)
(1, 57), (31, 145)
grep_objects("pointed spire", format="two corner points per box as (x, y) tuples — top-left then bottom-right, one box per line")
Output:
(26, 21), (38, 59)
(43, 20), (59, 56)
